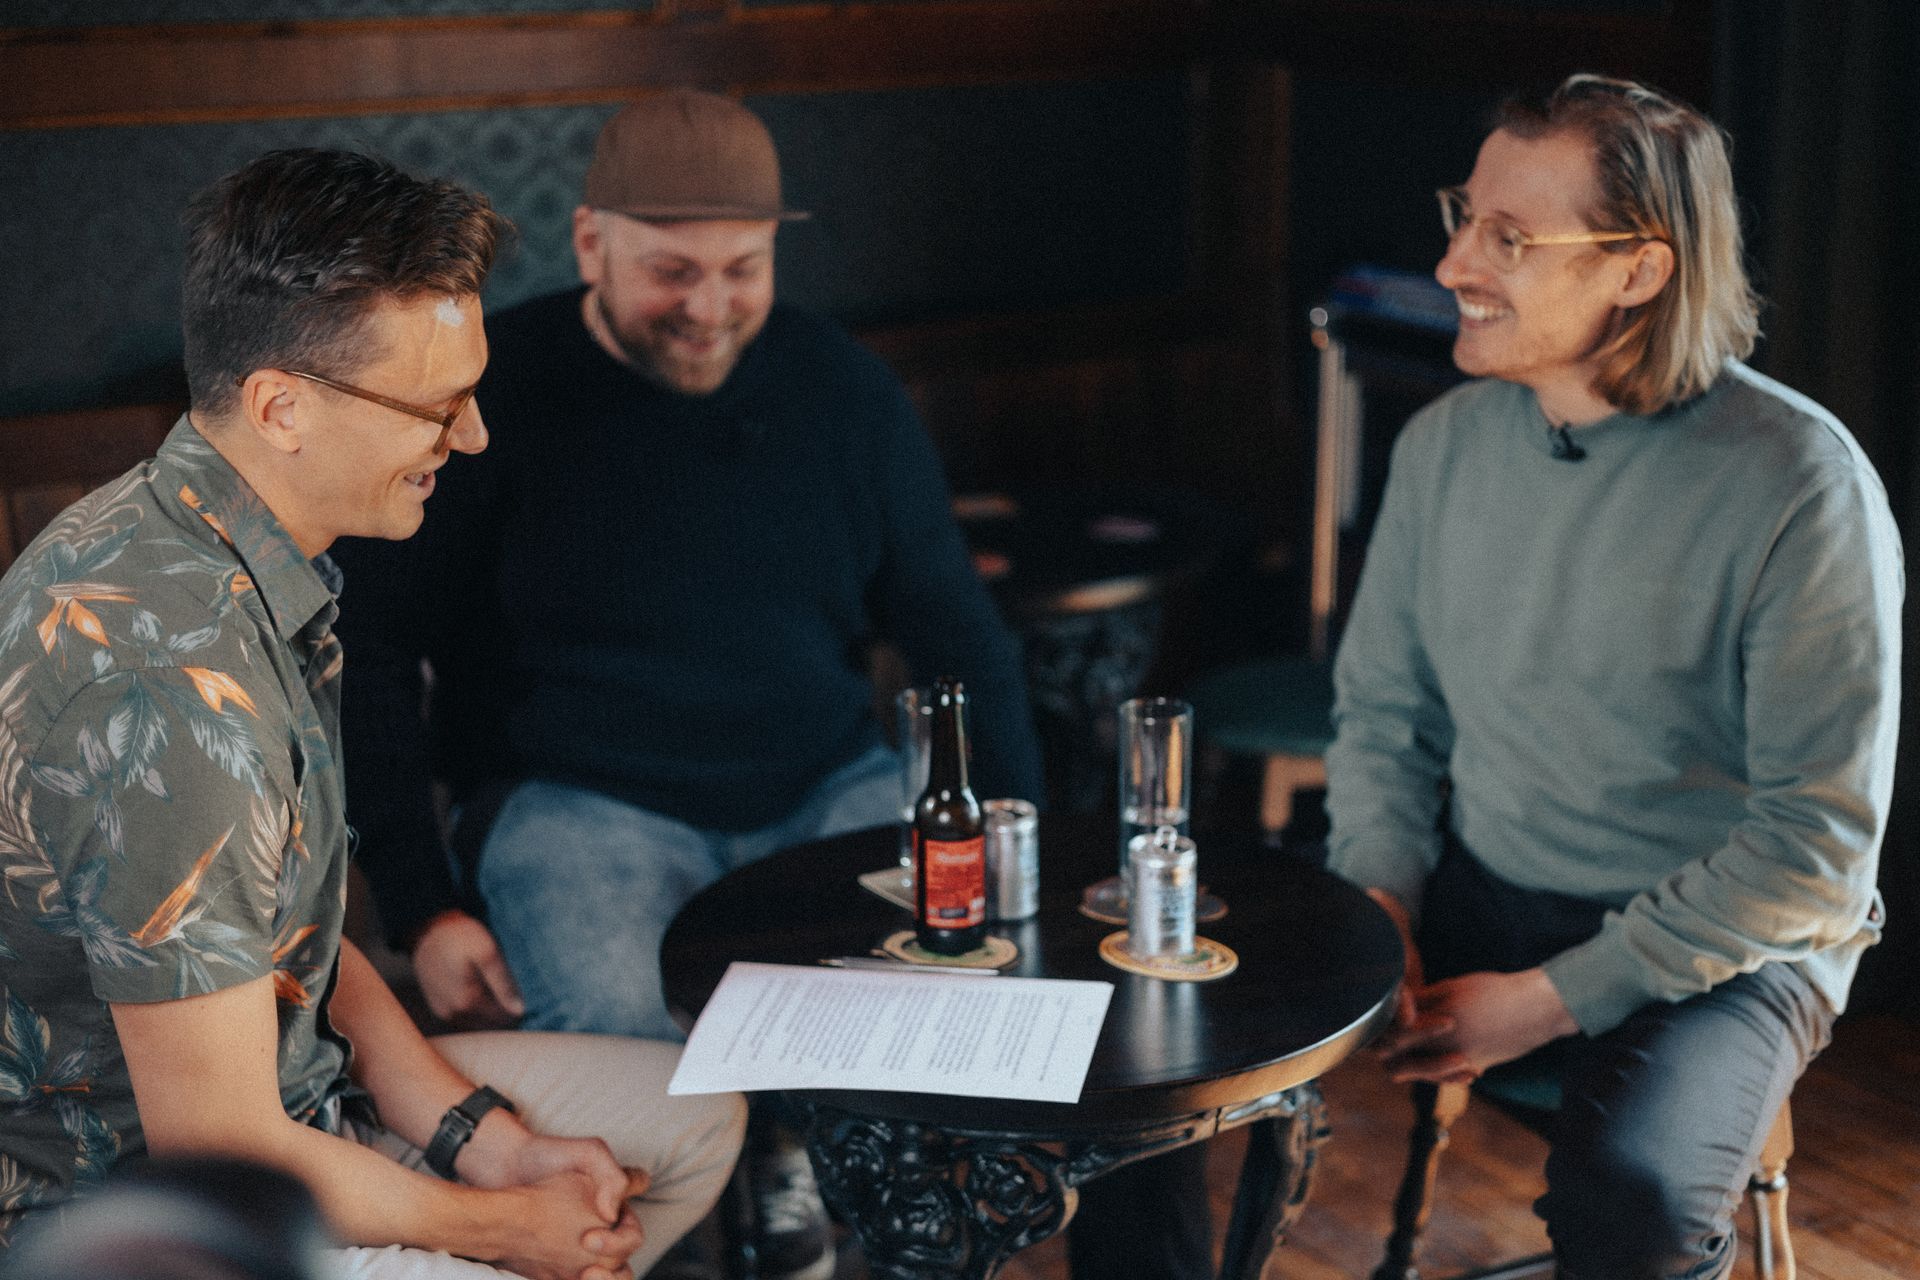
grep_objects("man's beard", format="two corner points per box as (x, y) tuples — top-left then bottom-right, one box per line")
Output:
(596, 294), (740, 396)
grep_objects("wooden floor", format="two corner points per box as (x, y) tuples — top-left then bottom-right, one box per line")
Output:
(834, 1013), (1920, 1280)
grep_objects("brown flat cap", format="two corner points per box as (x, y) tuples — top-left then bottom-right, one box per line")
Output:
(584, 89), (809, 222)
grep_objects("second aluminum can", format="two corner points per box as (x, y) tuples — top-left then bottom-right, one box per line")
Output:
(982, 798), (1040, 921)
(1127, 826), (1197, 959)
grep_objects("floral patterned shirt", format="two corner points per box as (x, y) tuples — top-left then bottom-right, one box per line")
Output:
(0, 418), (351, 1244)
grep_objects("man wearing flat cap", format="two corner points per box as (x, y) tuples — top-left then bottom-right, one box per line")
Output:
(330, 91), (1049, 1279)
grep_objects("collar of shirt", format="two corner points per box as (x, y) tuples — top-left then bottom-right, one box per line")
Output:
(154, 417), (340, 644)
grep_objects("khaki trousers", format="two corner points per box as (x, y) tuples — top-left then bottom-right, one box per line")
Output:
(332, 1032), (745, 1279)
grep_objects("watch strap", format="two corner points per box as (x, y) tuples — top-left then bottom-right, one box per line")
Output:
(424, 1084), (515, 1180)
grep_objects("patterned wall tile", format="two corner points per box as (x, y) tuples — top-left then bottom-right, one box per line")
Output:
(0, 109), (595, 414)
(4, 0), (639, 25)
(1, 77), (1186, 416)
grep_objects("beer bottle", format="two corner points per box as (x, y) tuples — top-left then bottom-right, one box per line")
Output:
(913, 677), (986, 955)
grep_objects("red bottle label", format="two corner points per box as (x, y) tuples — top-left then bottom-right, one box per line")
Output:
(917, 833), (986, 928)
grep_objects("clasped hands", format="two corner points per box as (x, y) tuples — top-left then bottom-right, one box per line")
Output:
(1366, 888), (1580, 1085)
(472, 1127), (651, 1280)
(411, 915), (644, 1279)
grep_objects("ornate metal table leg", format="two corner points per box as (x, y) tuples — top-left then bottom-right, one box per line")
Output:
(797, 1102), (1203, 1280)
(1217, 1082), (1331, 1280)
(800, 1106), (1072, 1280)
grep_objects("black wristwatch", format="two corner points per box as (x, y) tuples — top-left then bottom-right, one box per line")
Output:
(424, 1085), (516, 1179)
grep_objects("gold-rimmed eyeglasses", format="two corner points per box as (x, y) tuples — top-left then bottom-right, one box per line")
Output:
(237, 370), (477, 453)
(1437, 186), (1651, 273)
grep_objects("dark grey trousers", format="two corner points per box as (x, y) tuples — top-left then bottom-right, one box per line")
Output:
(1420, 838), (1834, 1280)
(1068, 1142), (1214, 1280)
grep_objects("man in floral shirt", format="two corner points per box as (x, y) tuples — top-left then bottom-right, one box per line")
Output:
(0, 148), (743, 1279)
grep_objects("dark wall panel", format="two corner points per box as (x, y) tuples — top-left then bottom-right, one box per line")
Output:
(1374, 0), (1669, 8)
(758, 79), (1187, 325)
(1288, 77), (1500, 319)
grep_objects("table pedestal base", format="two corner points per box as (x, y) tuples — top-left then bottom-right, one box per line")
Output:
(796, 1082), (1328, 1280)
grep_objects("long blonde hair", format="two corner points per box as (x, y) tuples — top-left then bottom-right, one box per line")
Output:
(1498, 75), (1760, 416)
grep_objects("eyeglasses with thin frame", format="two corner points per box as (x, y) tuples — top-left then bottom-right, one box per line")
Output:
(235, 370), (477, 453)
(1437, 186), (1651, 273)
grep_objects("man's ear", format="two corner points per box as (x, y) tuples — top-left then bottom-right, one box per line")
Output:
(236, 370), (307, 456)
(1617, 239), (1675, 310)
(571, 206), (604, 286)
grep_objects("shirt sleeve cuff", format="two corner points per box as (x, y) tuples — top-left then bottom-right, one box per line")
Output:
(1540, 924), (1659, 1037)
(1324, 843), (1432, 928)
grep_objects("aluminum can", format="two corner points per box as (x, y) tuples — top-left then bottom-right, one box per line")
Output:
(1127, 826), (1196, 960)
(982, 799), (1040, 921)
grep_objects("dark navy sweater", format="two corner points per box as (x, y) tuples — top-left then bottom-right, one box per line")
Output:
(333, 289), (1042, 946)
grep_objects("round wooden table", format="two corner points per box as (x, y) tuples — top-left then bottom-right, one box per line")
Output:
(661, 814), (1401, 1280)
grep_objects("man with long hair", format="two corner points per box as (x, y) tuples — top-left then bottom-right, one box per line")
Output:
(1326, 76), (1900, 1278)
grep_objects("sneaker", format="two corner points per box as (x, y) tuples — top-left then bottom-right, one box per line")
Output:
(744, 1140), (835, 1280)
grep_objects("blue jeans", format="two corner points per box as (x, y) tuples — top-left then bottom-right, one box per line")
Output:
(474, 744), (903, 1041)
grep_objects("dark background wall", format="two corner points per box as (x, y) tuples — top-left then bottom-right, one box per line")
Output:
(0, 78), (1190, 417)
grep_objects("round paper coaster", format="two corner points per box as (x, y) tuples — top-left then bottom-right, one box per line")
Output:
(1097, 932), (1238, 982)
(879, 930), (1019, 970)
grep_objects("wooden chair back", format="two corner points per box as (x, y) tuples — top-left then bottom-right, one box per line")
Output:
(0, 404), (178, 573)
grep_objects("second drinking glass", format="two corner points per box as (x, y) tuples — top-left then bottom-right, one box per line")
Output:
(1082, 696), (1192, 921)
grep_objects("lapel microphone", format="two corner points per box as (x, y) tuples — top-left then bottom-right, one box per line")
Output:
(1549, 425), (1587, 461)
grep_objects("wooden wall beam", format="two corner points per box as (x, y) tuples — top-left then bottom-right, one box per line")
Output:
(0, 2), (1210, 130)
(1, 0), (1718, 132)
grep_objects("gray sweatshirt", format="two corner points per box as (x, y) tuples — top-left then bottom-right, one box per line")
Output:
(1325, 362), (1902, 1036)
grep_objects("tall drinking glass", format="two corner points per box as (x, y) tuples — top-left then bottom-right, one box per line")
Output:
(1118, 696), (1192, 862)
(1083, 696), (1191, 921)
(894, 686), (936, 881)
